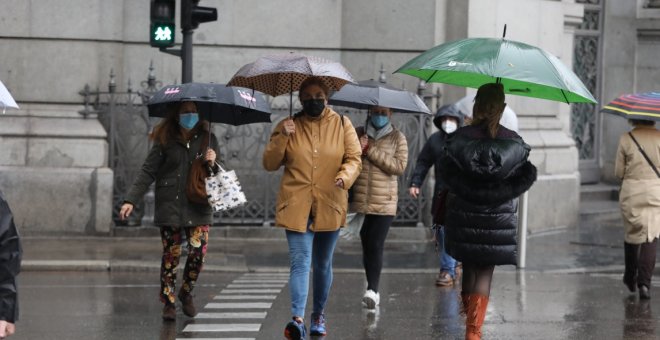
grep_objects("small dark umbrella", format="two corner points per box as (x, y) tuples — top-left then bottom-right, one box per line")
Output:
(328, 79), (431, 114)
(147, 83), (271, 125)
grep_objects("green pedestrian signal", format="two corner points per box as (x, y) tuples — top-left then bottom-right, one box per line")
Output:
(150, 0), (176, 48)
(151, 23), (175, 47)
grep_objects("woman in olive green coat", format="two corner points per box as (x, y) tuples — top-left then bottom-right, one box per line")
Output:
(119, 101), (220, 320)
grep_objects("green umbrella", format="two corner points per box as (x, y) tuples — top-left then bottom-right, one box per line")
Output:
(395, 37), (596, 104)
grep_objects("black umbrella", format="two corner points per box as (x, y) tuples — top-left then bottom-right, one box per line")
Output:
(147, 82), (271, 125)
(328, 79), (431, 114)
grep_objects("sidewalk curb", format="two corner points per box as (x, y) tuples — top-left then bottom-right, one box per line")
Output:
(23, 260), (640, 275)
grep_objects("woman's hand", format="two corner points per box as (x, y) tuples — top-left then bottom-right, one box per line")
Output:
(119, 203), (134, 221)
(335, 178), (344, 189)
(409, 186), (420, 198)
(0, 320), (16, 339)
(282, 119), (296, 136)
(360, 135), (369, 149)
(205, 148), (216, 163)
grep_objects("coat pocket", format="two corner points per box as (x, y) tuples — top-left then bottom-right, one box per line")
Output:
(155, 177), (177, 199)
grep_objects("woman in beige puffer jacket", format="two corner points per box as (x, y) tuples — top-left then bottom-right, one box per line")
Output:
(350, 106), (408, 309)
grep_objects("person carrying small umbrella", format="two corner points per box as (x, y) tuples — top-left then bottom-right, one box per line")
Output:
(263, 77), (362, 339)
(119, 100), (220, 321)
(438, 84), (536, 339)
(408, 104), (464, 287)
(349, 105), (408, 310)
(615, 118), (660, 300)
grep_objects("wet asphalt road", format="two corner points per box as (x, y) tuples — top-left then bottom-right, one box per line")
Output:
(12, 270), (660, 340)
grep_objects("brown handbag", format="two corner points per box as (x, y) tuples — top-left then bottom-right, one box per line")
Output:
(186, 133), (212, 204)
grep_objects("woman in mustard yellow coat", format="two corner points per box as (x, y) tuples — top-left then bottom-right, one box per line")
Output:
(263, 77), (362, 339)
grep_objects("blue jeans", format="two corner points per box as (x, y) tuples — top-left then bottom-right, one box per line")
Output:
(435, 225), (457, 277)
(286, 220), (340, 318)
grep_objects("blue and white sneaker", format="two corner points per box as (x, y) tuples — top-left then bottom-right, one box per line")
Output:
(284, 317), (306, 340)
(310, 313), (327, 336)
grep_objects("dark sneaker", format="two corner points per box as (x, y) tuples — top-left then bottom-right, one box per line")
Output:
(310, 313), (327, 336)
(162, 303), (176, 321)
(639, 285), (651, 300)
(435, 271), (454, 287)
(284, 317), (306, 340)
(178, 291), (197, 317)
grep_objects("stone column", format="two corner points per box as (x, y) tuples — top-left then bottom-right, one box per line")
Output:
(0, 104), (113, 234)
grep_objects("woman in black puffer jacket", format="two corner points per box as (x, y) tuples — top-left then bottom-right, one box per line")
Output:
(439, 83), (536, 340)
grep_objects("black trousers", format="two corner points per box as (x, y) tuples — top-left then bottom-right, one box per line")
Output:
(360, 214), (394, 293)
(624, 239), (658, 289)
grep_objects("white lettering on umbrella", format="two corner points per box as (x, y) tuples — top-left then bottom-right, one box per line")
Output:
(164, 87), (180, 95)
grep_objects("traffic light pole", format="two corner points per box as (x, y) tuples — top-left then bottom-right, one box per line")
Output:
(155, 0), (216, 84)
(182, 28), (193, 83)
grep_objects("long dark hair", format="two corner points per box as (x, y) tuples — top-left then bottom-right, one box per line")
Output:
(472, 83), (506, 138)
(150, 102), (208, 145)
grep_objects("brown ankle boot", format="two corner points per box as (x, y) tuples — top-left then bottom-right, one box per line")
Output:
(178, 291), (197, 317)
(162, 303), (176, 321)
(463, 293), (489, 340)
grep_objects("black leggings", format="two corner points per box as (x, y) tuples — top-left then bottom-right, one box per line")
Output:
(360, 214), (394, 293)
(624, 239), (658, 289)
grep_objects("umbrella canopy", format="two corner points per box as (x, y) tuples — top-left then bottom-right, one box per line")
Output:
(455, 94), (519, 132)
(602, 92), (660, 122)
(0, 80), (19, 113)
(328, 79), (431, 114)
(227, 53), (355, 97)
(395, 38), (596, 104)
(148, 83), (271, 125)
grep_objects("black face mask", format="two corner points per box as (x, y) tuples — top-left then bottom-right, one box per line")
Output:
(302, 99), (325, 117)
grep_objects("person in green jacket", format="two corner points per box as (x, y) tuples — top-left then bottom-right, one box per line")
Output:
(119, 101), (220, 321)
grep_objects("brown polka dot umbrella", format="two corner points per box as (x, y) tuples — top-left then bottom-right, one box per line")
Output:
(227, 53), (356, 116)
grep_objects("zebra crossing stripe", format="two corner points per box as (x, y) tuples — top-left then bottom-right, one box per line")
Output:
(226, 283), (286, 288)
(221, 289), (281, 294)
(232, 279), (288, 283)
(178, 273), (289, 338)
(241, 273), (289, 278)
(183, 324), (261, 332)
(195, 312), (267, 319)
(214, 295), (277, 300)
(205, 302), (272, 309)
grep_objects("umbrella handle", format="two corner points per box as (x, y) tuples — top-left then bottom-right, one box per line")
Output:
(289, 75), (293, 118)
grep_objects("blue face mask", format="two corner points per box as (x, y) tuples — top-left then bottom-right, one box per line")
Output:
(370, 115), (390, 129)
(179, 112), (199, 130)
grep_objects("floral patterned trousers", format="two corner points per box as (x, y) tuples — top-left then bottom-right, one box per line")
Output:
(159, 225), (209, 305)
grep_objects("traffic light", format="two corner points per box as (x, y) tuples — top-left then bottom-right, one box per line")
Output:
(182, 0), (218, 30)
(150, 0), (176, 48)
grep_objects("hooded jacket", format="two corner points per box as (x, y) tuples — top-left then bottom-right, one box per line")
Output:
(439, 124), (537, 266)
(0, 190), (21, 323)
(263, 107), (362, 232)
(410, 104), (465, 195)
